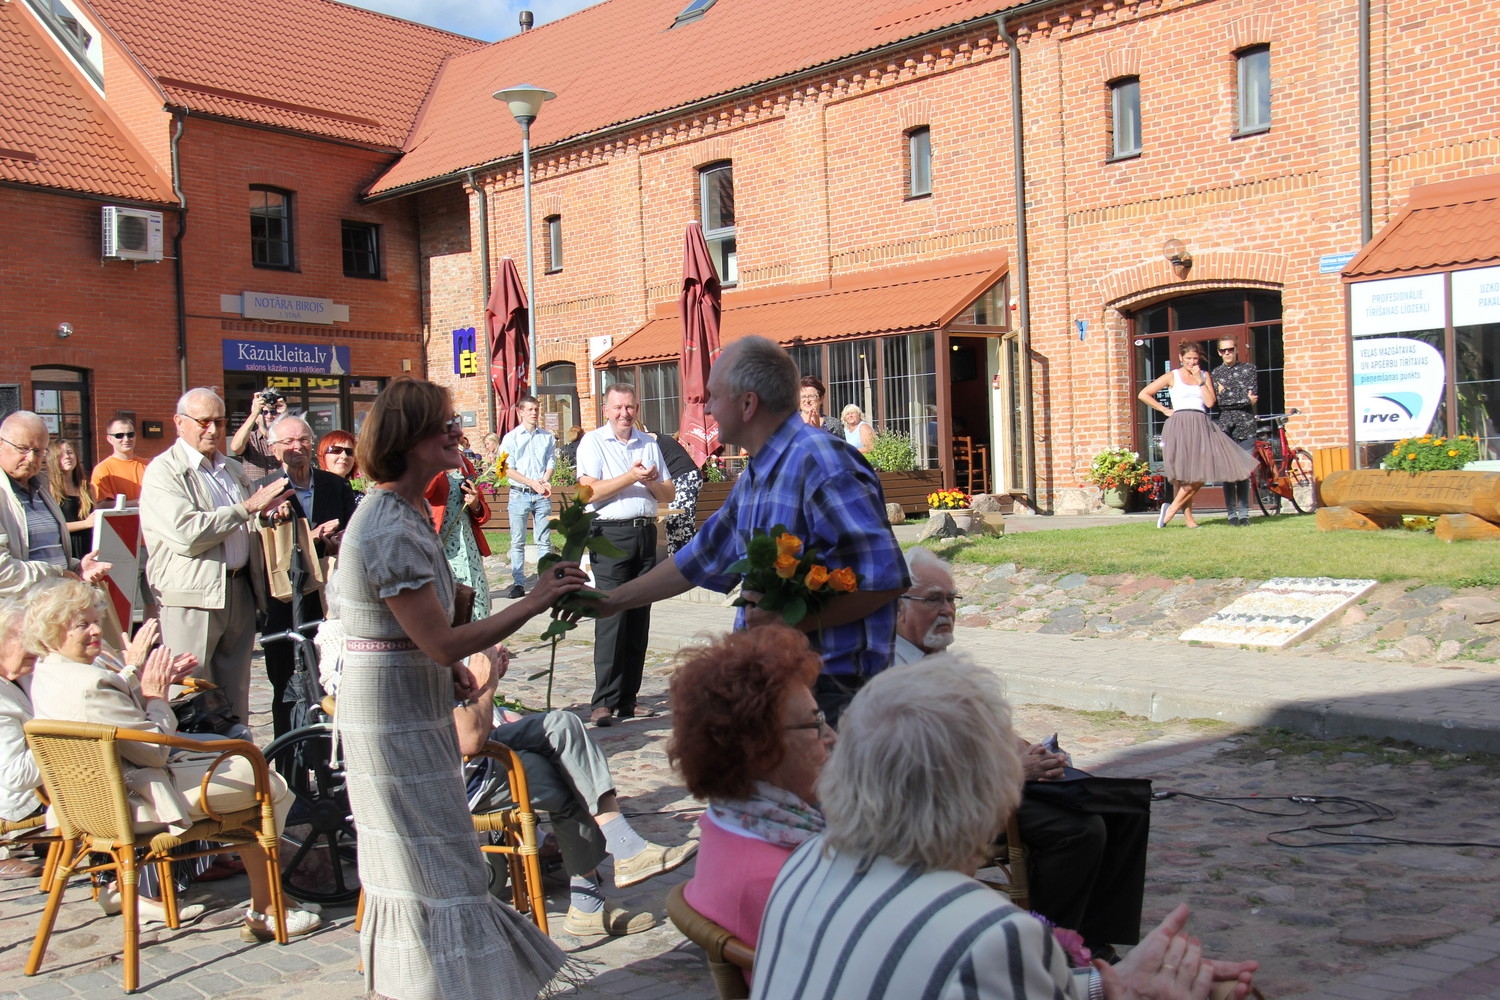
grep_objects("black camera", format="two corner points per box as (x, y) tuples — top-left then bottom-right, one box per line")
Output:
(258, 388), (284, 409)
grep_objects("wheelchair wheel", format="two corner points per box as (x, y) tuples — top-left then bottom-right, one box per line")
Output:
(263, 724), (360, 905)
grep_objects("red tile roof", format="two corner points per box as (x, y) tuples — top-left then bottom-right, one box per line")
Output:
(0, 1), (175, 203)
(371, 0), (1019, 196)
(85, 0), (482, 148)
(1344, 173), (1500, 280)
(596, 251), (1008, 367)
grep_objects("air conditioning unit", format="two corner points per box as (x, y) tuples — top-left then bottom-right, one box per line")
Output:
(102, 206), (164, 262)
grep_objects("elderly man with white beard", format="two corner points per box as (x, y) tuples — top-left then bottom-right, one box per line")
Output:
(894, 547), (1153, 962)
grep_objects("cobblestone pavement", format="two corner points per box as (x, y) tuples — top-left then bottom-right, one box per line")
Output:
(6, 590), (1500, 999)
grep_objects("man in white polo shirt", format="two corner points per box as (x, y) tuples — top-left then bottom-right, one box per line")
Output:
(575, 384), (673, 727)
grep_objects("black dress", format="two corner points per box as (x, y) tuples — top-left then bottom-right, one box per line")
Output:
(57, 494), (91, 559)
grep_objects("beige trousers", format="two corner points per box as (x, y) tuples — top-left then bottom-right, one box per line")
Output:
(157, 575), (257, 723)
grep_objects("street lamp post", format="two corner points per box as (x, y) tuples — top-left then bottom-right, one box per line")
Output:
(492, 84), (556, 397)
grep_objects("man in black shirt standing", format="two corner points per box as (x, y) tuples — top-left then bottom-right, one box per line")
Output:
(1211, 339), (1260, 526)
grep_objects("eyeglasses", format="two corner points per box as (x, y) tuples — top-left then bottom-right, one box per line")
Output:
(275, 436), (313, 446)
(109, 432), (136, 440)
(440, 415), (464, 435)
(325, 446), (355, 457)
(1219, 348), (1237, 354)
(785, 710), (831, 734)
(177, 414), (227, 430)
(900, 592), (962, 607)
(0, 437), (44, 457)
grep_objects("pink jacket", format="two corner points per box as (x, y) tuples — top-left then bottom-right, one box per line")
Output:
(682, 809), (796, 954)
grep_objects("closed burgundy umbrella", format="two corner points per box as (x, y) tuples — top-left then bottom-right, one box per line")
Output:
(487, 257), (530, 438)
(679, 222), (722, 466)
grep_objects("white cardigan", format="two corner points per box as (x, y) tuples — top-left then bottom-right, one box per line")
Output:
(0, 674), (41, 823)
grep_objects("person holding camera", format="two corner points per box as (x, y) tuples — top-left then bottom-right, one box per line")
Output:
(228, 388), (288, 482)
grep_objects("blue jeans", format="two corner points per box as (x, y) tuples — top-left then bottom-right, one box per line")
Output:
(508, 489), (554, 586)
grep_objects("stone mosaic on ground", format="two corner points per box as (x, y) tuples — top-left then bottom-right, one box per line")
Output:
(942, 564), (1500, 666)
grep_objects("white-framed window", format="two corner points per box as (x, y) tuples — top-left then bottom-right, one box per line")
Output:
(1236, 46), (1271, 134)
(906, 126), (932, 198)
(23, 0), (103, 87)
(1109, 78), (1142, 160)
(545, 215), (563, 273)
(699, 162), (737, 285)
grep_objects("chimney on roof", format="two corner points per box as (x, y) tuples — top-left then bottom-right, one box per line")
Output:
(519, 9), (534, 31)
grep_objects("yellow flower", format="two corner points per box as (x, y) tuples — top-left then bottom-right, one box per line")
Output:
(1407, 453), (1417, 460)
(774, 553), (799, 579)
(805, 565), (830, 591)
(1450, 450), (1460, 457)
(776, 533), (803, 558)
(495, 452), (510, 477)
(828, 567), (857, 593)
(574, 483), (594, 504)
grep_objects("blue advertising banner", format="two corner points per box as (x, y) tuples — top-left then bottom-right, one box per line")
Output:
(452, 327), (478, 376)
(223, 338), (351, 375)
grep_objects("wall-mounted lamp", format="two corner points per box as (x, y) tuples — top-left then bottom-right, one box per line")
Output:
(56, 322), (73, 339)
(1162, 239), (1193, 273)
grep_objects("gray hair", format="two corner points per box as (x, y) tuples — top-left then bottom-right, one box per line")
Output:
(268, 414), (311, 443)
(0, 410), (46, 437)
(819, 654), (1022, 873)
(718, 336), (798, 414)
(176, 387), (224, 415)
(0, 598), (25, 642)
(605, 382), (638, 402)
(903, 546), (950, 579)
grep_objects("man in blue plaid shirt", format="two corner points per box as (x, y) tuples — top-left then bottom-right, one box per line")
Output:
(583, 336), (908, 725)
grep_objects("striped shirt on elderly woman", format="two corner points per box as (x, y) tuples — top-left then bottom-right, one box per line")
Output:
(750, 834), (1097, 1000)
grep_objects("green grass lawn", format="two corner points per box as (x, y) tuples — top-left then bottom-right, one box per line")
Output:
(482, 530), (512, 553)
(920, 514), (1500, 587)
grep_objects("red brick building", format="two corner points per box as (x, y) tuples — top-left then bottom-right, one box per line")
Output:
(377, 0), (1500, 509)
(1, 0), (477, 461)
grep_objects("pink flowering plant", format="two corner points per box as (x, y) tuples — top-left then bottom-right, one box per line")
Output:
(1085, 447), (1153, 494)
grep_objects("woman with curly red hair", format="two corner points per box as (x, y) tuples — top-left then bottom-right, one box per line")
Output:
(669, 625), (834, 954)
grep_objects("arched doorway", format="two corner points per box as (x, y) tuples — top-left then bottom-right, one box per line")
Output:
(1129, 290), (1284, 471)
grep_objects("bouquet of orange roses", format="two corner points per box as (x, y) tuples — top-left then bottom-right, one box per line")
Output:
(728, 525), (859, 627)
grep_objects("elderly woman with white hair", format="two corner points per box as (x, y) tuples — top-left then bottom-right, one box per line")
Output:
(839, 403), (876, 453)
(0, 598), (44, 879)
(750, 655), (1258, 1000)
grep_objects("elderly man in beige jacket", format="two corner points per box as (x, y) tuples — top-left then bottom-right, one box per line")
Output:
(0, 410), (110, 599)
(140, 389), (291, 721)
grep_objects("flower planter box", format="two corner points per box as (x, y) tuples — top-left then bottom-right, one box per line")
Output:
(1317, 469), (1500, 540)
(691, 468), (950, 527)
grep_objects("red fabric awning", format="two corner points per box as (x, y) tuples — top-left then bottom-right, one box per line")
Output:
(596, 251), (1009, 368)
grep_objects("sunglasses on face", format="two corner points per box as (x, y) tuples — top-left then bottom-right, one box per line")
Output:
(442, 415), (464, 434)
(179, 415), (226, 430)
(1219, 348), (1237, 353)
(109, 432), (136, 440)
(325, 446), (355, 457)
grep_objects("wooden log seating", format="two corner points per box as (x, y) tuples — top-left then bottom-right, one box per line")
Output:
(1316, 470), (1500, 542)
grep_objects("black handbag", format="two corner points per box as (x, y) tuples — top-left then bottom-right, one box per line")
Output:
(171, 685), (243, 736)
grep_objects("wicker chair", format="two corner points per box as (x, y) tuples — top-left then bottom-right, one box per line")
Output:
(0, 792), (62, 892)
(22, 719), (292, 993)
(353, 739), (549, 946)
(666, 883), (754, 1000)
(469, 740), (549, 934)
(986, 812), (1031, 910)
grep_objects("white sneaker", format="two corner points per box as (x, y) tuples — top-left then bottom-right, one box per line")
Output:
(240, 904), (321, 942)
(97, 890), (203, 925)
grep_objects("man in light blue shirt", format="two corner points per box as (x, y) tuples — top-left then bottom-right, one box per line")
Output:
(497, 396), (556, 599)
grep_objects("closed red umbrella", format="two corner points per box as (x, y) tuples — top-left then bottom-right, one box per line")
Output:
(679, 222), (722, 466)
(487, 257), (530, 438)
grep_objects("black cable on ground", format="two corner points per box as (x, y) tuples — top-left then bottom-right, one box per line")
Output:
(1151, 789), (1500, 850)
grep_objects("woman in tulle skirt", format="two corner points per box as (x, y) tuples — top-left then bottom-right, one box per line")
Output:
(1138, 342), (1257, 528)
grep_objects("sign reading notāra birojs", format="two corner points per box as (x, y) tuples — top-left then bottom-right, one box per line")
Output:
(222, 338), (351, 375)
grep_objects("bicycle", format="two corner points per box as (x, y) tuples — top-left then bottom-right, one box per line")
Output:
(1250, 409), (1316, 515)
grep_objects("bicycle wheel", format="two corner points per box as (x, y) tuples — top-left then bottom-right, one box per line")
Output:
(1253, 464), (1283, 516)
(264, 724), (360, 905)
(1287, 448), (1316, 513)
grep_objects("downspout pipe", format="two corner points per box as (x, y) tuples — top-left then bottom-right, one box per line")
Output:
(1358, 0), (1372, 243)
(470, 171), (496, 432)
(996, 14), (1037, 509)
(170, 111), (189, 394)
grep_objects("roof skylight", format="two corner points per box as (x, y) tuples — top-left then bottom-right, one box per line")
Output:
(673, 0), (718, 26)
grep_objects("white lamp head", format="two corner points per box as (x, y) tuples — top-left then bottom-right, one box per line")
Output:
(493, 84), (556, 126)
